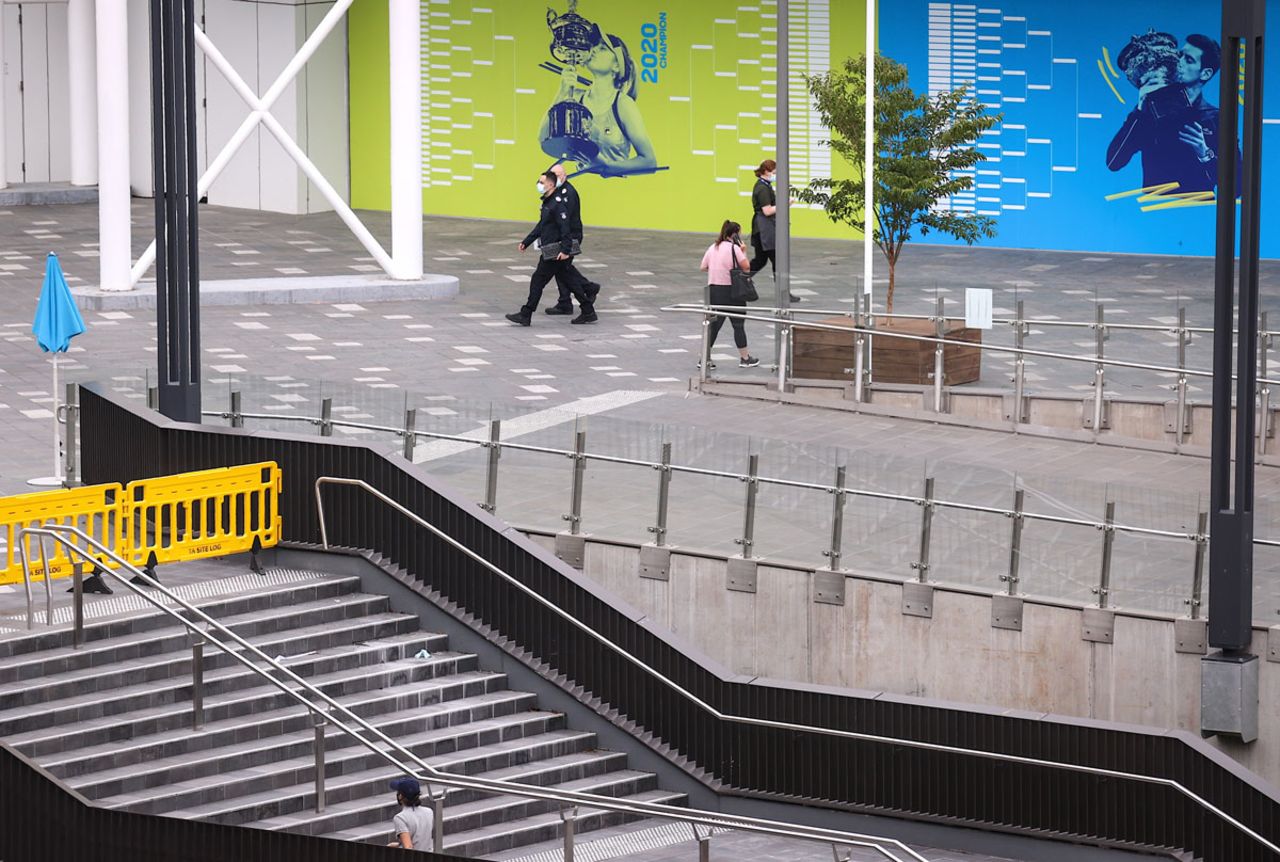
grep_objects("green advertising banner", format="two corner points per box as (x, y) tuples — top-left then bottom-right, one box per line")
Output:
(350, 0), (864, 239)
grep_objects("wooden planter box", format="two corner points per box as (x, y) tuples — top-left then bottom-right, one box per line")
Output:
(792, 315), (982, 386)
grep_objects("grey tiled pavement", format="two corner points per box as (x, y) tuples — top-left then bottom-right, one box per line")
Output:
(0, 201), (1277, 623)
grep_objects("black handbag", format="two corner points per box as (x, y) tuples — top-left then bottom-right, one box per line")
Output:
(727, 241), (758, 302)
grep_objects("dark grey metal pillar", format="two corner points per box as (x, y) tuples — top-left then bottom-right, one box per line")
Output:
(151, 0), (202, 423)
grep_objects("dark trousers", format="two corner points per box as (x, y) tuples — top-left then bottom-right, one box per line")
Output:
(706, 284), (747, 351)
(522, 256), (594, 315)
(552, 258), (597, 310)
(750, 240), (775, 276)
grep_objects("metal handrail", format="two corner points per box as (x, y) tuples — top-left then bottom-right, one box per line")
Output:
(662, 302), (1280, 387)
(207, 407), (1280, 551)
(314, 476), (1280, 858)
(15, 522), (927, 862)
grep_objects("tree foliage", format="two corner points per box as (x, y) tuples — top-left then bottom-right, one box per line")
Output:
(795, 54), (1000, 312)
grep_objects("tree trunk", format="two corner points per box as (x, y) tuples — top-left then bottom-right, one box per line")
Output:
(885, 256), (896, 314)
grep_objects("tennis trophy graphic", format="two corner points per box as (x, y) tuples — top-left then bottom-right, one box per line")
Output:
(542, 0), (601, 163)
(1116, 29), (1193, 120)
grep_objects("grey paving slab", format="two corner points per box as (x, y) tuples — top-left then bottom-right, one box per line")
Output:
(0, 202), (1275, 623)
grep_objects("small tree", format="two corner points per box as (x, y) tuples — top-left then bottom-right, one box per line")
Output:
(795, 54), (999, 313)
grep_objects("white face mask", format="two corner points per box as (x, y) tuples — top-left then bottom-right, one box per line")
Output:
(536, 182), (547, 194)
(556, 176), (565, 187)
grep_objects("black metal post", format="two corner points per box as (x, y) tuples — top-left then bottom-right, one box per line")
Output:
(151, 0), (202, 422)
(1209, 0), (1266, 652)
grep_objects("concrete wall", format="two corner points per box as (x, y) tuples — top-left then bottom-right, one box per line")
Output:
(529, 532), (1280, 789)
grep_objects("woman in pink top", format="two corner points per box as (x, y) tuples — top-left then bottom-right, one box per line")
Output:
(698, 220), (760, 368)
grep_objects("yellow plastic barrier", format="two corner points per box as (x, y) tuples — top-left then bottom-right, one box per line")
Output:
(0, 461), (281, 585)
(123, 462), (282, 567)
(0, 484), (125, 584)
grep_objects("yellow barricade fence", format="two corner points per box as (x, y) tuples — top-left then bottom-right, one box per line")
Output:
(0, 461), (281, 585)
(122, 462), (282, 567)
(0, 484), (126, 584)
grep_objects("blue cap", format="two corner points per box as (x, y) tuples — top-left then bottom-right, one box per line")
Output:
(389, 776), (421, 797)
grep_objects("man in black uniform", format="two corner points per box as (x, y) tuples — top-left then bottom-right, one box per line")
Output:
(545, 163), (601, 319)
(506, 171), (597, 326)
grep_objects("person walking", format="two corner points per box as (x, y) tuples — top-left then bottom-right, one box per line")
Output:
(545, 163), (602, 317)
(749, 159), (800, 303)
(699, 220), (759, 369)
(386, 776), (434, 851)
(506, 170), (596, 326)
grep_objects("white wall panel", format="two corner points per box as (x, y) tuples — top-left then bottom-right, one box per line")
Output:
(255, 0), (298, 212)
(128, 0), (152, 197)
(3, 6), (22, 182)
(203, 0), (259, 209)
(44, 2), (70, 182)
(19, 4), (50, 182)
(300, 1), (348, 212)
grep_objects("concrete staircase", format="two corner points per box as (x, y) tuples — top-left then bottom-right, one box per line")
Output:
(0, 568), (684, 857)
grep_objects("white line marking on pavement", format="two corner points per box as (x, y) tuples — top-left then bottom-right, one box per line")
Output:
(411, 390), (664, 464)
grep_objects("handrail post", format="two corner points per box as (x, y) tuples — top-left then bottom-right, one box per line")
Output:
(312, 707), (327, 813)
(147, 386), (158, 410)
(649, 441), (672, 547)
(481, 419), (501, 514)
(432, 791), (446, 853)
(777, 311), (791, 392)
(1002, 488), (1025, 596)
(933, 297), (946, 413)
(72, 562), (85, 648)
(191, 628), (205, 730)
(911, 477), (935, 582)
(699, 284), (712, 384)
(402, 408), (417, 461)
(229, 390), (243, 429)
(1095, 500), (1116, 609)
(1175, 307), (1189, 446)
(564, 430), (587, 535)
(1258, 311), (1272, 454)
(824, 466), (846, 571)
(852, 292), (866, 403)
(319, 397), (333, 437)
(1092, 305), (1107, 432)
(63, 382), (79, 486)
(1189, 511), (1209, 620)
(561, 807), (578, 862)
(737, 453), (760, 559)
(1012, 300), (1028, 424)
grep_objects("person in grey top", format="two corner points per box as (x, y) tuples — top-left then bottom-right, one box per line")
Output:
(387, 776), (434, 851)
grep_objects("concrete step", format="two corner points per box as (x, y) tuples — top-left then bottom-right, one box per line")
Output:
(8, 666), (509, 760)
(262, 750), (640, 840)
(41, 633), (475, 779)
(0, 608), (423, 710)
(75, 706), (563, 804)
(0, 646), (481, 738)
(154, 729), (600, 825)
(0, 574), (360, 662)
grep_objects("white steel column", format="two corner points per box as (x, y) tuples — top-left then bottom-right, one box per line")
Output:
(387, 0), (423, 280)
(96, 0), (130, 290)
(863, 0), (875, 300)
(68, 0), (98, 186)
(0, 8), (7, 191)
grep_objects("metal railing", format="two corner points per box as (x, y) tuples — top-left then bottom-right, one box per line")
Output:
(194, 391), (1280, 622)
(314, 476), (1280, 859)
(15, 522), (930, 862)
(665, 299), (1280, 446)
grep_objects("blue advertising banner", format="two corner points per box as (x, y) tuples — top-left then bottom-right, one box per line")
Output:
(882, 0), (1278, 257)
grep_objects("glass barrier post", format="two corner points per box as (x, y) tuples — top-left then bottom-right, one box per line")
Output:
(1094, 500), (1116, 609)
(649, 441), (672, 547)
(911, 477), (935, 583)
(1175, 307), (1190, 445)
(319, 397), (333, 437)
(853, 291), (867, 403)
(564, 430), (586, 535)
(402, 408), (417, 461)
(312, 707), (327, 813)
(736, 453), (760, 560)
(1002, 488), (1025, 596)
(1012, 300), (1028, 423)
(1092, 306), (1107, 431)
(229, 390), (243, 429)
(190, 629), (204, 730)
(823, 465), (846, 571)
(1258, 311), (1272, 454)
(933, 297), (946, 413)
(481, 419), (501, 514)
(63, 382), (79, 485)
(1189, 511), (1209, 620)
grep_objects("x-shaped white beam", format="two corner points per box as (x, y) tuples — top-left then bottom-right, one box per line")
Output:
(130, 0), (395, 285)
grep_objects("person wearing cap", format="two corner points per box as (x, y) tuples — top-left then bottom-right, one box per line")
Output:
(387, 775), (434, 851)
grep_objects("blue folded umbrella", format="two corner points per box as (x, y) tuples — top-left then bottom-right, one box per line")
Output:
(32, 253), (85, 354)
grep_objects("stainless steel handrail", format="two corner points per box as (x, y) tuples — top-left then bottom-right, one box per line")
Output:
(314, 476), (1280, 857)
(209, 407), (1276, 550)
(663, 302), (1280, 387)
(15, 523), (927, 862)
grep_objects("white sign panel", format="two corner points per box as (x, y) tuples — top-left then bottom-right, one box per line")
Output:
(965, 288), (993, 330)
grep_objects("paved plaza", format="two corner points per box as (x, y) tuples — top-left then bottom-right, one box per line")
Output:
(0, 201), (1277, 624)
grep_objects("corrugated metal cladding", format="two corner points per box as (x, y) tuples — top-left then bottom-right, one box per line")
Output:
(77, 385), (1280, 862)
